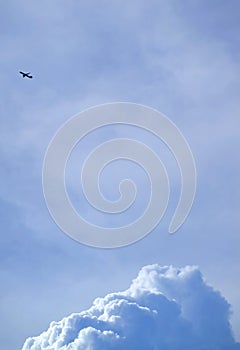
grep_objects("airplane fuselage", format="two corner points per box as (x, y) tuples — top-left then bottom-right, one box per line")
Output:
(19, 71), (33, 79)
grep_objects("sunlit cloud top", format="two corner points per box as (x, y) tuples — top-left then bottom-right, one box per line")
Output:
(22, 264), (240, 350)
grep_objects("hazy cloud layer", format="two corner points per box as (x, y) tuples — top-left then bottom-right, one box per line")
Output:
(22, 264), (239, 350)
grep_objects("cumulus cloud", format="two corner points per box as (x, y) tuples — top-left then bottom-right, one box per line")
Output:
(22, 265), (239, 350)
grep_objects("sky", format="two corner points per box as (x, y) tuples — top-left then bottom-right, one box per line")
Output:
(0, 1), (240, 349)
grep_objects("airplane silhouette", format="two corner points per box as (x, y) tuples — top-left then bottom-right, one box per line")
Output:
(19, 71), (33, 79)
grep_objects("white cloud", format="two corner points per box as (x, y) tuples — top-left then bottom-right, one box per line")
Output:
(22, 264), (239, 350)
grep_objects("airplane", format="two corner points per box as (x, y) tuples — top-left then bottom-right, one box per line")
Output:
(19, 71), (33, 79)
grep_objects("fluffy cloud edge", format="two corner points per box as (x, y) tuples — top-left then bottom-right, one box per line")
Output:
(22, 264), (240, 350)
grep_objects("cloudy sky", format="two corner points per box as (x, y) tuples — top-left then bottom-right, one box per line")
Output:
(0, 1), (239, 349)
(21, 265), (240, 350)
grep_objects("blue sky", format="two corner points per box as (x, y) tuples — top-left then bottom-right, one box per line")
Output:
(0, 1), (240, 349)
